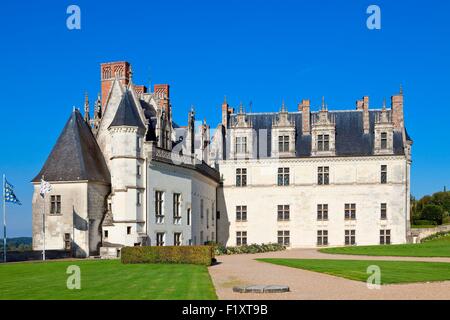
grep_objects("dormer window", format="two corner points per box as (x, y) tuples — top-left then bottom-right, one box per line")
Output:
(381, 132), (387, 149)
(278, 136), (289, 152)
(318, 134), (330, 151)
(235, 136), (247, 154)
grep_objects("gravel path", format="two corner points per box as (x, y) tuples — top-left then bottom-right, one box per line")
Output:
(208, 249), (450, 300)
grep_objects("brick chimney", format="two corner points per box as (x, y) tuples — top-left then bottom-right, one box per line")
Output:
(299, 99), (310, 135)
(133, 85), (147, 95)
(221, 96), (230, 128)
(100, 61), (131, 111)
(356, 99), (364, 110)
(391, 91), (404, 131)
(154, 84), (170, 114)
(362, 96), (370, 134)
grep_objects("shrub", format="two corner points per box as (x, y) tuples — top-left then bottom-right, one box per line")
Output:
(421, 231), (450, 242)
(421, 204), (445, 224)
(412, 219), (438, 226)
(121, 245), (214, 266)
(215, 243), (286, 255)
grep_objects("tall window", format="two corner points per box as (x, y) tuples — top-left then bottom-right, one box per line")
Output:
(174, 233), (182, 246)
(136, 136), (142, 152)
(187, 208), (191, 226)
(127, 226), (132, 235)
(212, 203), (215, 226)
(318, 134), (330, 151)
(380, 203), (387, 220)
(344, 203), (356, 220)
(50, 195), (61, 214)
(173, 193), (181, 224)
(235, 136), (247, 154)
(155, 191), (164, 223)
(277, 230), (290, 246)
(236, 231), (247, 246)
(236, 168), (247, 187)
(317, 230), (328, 246)
(380, 229), (391, 245)
(236, 206), (247, 222)
(277, 205), (290, 221)
(318, 166), (330, 185)
(381, 165), (387, 184)
(136, 191), (142, 206)
(381, 132), (387, 149)
(200, 199), (204, 220)
(317, 204), (328, 220)
(206, 209), (210, 229)
(277, 167), (290, 186)
(64, 233), (71, 250)
(137, 164), (141, 177)
(345, 230), (356, 245)
(278, 135), (289, 152)
(156, 232), (165, 246)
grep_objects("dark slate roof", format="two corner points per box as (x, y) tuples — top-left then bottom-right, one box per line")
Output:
(227, 110), (407, 159)
(109, 90), (146, 129)
(32, 109), (111, 183)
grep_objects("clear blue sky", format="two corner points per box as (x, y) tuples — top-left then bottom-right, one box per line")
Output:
(1, 0), (449, 237)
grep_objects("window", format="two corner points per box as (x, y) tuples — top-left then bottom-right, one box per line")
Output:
(381, 165), (387, 184)
(136, 136), (142, 152)
(236, 168), (247, 187)
(50, 195), (61, 214)
(381, 132), (387, 149)
(212, 203), (215, 226)
(277, 205), (290, 221)
(104, 230), (108, 238)
(278, 135), (289, 152)
(173, 193), (181, 224)
(206, 209), (210, 229)
(156, 232), (165, 246)
(317, 204), (328, 220)
(174, 233), (182, 246)
(381, 203), (387, 220)
(318, 134), (330, 151)
(345, 230), (356, 245)
(64, 233), (71, 250)
(317, 230), (328, 246)
(236, 205), (247, 222)
(277, 230), (290, 246)
(136, 191), (142, 206)
(318, 167), (329, 185)
(137, 165), (141, 177)
(236, 231), (247, 246)
(380, 229), (391, 245)
(235, 136), (247, 154)
(345, 203), (356, 220)
(187, 208), (191, 226)
(200, 199), (204, 220)
(277, 167), (290, 186)
(127, 226), (132, 235)
(155, 191), (164, 223)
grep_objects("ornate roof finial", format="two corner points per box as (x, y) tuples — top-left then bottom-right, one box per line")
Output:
(223, 95), (227, 104)
(321, 96), (326, 111)
(382, 98), (387, 110)
(129, 65), (133, 82)
(84, 92), (90, 122)
(281, 100), (286, 112)
(399, 83), (403, 95)
(239, 102), (244, 114)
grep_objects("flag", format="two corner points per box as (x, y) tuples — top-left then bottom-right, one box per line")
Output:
(39, 179), (52, 198)
(4, 178), (21, 205)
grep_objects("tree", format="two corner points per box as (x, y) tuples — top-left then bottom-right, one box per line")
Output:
(421, 204), (444, 224)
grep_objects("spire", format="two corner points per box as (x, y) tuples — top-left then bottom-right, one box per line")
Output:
(239, 102), (244, 114)
(223, 95), (227, 104)
(281, 100), (287, 112)
(321, 96), (327, 111)
(399, 84), (403, 95)
(382, 98), (387, 111)
(83, 92), (90, 122)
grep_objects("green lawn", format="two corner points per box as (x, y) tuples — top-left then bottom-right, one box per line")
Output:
(319, 234), (450, 257)
(0, 259), (217, 300)
(258, 258), (450, 284)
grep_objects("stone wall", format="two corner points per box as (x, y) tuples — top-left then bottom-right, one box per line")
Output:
(410, 224), (450, 243)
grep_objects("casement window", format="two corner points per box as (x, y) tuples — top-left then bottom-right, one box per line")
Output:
(344, 203), (356, 220)
(174, 233), (182, 246)
(318, 166), (329, 185)
(345, 230), (356, 245)
(381, 165), (387, 184)
(235, 136), (247, 154)
(156, 232), (165, 246)
(137, 164), (141, 177)
(155, 191), (164, 223)
(380, 229), (391, 245)
(317, 204), (328, 220)
(104, 230), (108, 238)
(236, 205), (247, 222)
(381, 132), (388, 149)
(200, 199), (204, 220)
(277, 205), (290, 221)
(187, 208), (191, 226)
(277, 167), (290, 186)
(127, 226), (132, 235)
(64, 233), (71, 251)
(381, 203), (387, 220)
(206, 209), (210, 229)
(278, 135), (289, 152)
(318, 134), (330, 151)
(236, 168), (247, 187)
(136, 191), (142, 206)
(236, 231), (247, 246)
(277, 230), (290, 246)
(211, 203), (215, 226)
(173, 193), (181, 224)
(317, 230), (328, 246)
(50, 195), (61, 214)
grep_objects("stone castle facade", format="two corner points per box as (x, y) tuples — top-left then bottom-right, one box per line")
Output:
(31, 61), (412, 257)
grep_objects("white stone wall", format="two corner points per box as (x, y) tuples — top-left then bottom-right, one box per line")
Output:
(216, 156), (409, 247)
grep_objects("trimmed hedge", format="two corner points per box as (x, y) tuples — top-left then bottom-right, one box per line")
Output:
(413, 219), (438, 226)
(215, 243), (286, 255)
(121, 245), (215, 266)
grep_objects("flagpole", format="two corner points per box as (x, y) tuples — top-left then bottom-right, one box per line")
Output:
(3, 174), (6, 263)
(42, 176), (46, 261)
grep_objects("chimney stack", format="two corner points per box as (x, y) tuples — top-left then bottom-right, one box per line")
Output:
(363, 96), (370, 134)
(221, 96), (233, 128)
(154, 84), (170, 114)
(299, 99), (310, 135)
(100, 61), (131, 112)
(391, 89), (404, 131)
